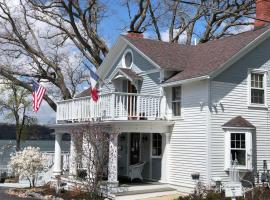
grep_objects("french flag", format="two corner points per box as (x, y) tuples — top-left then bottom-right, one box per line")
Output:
(89, 68), (99, 102)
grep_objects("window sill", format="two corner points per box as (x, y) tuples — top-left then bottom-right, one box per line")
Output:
(248, 104), (268, 109)
(224, 167), (253, 172)
(171, 116), (184, 121)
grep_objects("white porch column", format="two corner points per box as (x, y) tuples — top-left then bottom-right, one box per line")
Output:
(108, 133), (118, 186)
(69, 133), (77, 178)
(161, 132), (170, 183)
(53, 132), (63, 176)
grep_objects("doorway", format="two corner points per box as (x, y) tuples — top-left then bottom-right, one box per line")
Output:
(123, 80), (138, 118)
(130, 133), (140, 165)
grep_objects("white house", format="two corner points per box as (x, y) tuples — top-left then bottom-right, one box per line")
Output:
(50, 2), (270, 198)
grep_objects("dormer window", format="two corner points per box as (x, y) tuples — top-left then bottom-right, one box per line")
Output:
(122, 49), (133, 68)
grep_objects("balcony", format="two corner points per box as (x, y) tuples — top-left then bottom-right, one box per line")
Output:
(56, 92), (163, 123)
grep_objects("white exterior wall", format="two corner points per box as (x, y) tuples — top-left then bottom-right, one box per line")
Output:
(167, 80), (209, 192)
(210, 37), (270, 183)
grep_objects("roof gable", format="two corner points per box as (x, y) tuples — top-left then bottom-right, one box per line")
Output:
(223, 116), (255, 129)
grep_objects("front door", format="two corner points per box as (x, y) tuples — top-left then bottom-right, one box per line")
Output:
(130, 133), (140, 165)
(127, 81), (137, 118)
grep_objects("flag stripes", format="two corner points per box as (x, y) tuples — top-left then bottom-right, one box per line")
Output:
(32, 80), (46, 112)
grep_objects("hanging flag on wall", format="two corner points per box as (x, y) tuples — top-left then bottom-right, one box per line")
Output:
(89, 68), (99, 102)
(32, 80), (46, 112)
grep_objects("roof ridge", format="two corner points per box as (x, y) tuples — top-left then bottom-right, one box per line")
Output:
(123, 25), (270, 48)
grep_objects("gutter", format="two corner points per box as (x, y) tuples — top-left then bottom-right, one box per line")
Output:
(161, 75), (210, 87)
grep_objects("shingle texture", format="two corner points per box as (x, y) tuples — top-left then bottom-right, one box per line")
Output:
(75, 26), (270, 97)
(123, 26), (270, 83)
(223, 116), (255, 128)
(118, 68), (142, 80)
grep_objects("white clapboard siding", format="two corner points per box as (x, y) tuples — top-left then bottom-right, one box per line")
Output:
(168, 80), (209, 192)
(209, 37), (270, 183)
(210, 80), (270, 182)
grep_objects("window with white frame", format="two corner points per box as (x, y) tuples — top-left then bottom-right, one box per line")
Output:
(152, 133), (162, 157)
(231, 133), (246, 166)
(122, 49), (133, 68)
(224, 130), (253, 170)
(250, 72), (266, 105)
(172, 86), (181, 116)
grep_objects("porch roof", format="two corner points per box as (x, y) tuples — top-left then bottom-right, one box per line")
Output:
(49, 120), (174, 134)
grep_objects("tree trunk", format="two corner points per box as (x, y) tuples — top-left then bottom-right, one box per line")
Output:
(15, 124), (21, 151)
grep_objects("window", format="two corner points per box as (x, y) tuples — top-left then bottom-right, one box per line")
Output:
(172, 86), (181, 116)
(231, 133), (246, 166)
(224, 130), (253, 170)
(122, 50), (133, 68)
(250, 72), (265, 105)
(152, 133), (162, 157)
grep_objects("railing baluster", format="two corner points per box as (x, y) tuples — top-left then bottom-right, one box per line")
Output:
(56, 92), (162, 122)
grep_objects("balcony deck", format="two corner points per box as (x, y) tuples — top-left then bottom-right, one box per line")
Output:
(56, 92), (163, 124)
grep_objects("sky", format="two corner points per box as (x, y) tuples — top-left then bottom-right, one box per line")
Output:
(0, 1), (254, 125)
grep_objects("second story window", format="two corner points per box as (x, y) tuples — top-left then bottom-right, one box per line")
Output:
(250, 72), (265, 105)
(172, 86), (181, 116)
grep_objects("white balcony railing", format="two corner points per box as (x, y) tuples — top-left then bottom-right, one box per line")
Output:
(56, 92), (162, 123)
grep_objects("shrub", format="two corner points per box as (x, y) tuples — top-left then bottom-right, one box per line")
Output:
(9, 146), (47, 187)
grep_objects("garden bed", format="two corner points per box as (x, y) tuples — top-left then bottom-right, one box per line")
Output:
(7, 184), (104, 200)
(175, 187), (270, 200)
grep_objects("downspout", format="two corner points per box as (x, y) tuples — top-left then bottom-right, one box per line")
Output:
(206, 78), (212, 187)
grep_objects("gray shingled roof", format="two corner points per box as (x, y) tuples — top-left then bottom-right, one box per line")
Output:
(123, 26), (270, 83)
(223, 116), (255, 128)
(75, 26), (269, 97)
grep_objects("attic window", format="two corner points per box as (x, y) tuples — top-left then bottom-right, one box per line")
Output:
(122, 50), (133, 68)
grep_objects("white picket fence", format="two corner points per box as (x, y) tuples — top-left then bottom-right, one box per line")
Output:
(57, 92), (162, 123)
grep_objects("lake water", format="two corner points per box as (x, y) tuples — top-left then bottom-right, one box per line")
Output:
(0, 140), (70, 166)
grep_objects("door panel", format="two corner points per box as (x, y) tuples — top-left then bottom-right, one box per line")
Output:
(130, 133), (140, 165)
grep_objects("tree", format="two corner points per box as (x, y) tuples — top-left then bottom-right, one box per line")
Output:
(0, 0), (256, 111)
(72, 123), (117, 196)
(9, 146), (47, 187)
(0, 81), (36, 151)
(125, 0), (255, 44)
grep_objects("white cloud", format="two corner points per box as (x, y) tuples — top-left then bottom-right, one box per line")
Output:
(160, 29), (188, 44)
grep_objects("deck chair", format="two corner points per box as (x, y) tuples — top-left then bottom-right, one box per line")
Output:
(128, 162), (145, 181)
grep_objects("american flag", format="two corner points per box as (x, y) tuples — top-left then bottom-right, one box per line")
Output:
(32, 80), (46, 112)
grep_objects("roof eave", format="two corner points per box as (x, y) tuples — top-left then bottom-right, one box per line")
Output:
(161, 75), (210, 87)
(210, 28), (270, 78)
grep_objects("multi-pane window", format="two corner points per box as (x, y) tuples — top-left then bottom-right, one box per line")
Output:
(231, 133), (246, 166)
(152, 133), (162, 157)
(250, 73), (265, 104)
(172, 86), (181, 116)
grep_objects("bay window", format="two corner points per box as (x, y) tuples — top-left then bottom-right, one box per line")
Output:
(224, 130), (253, 170)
